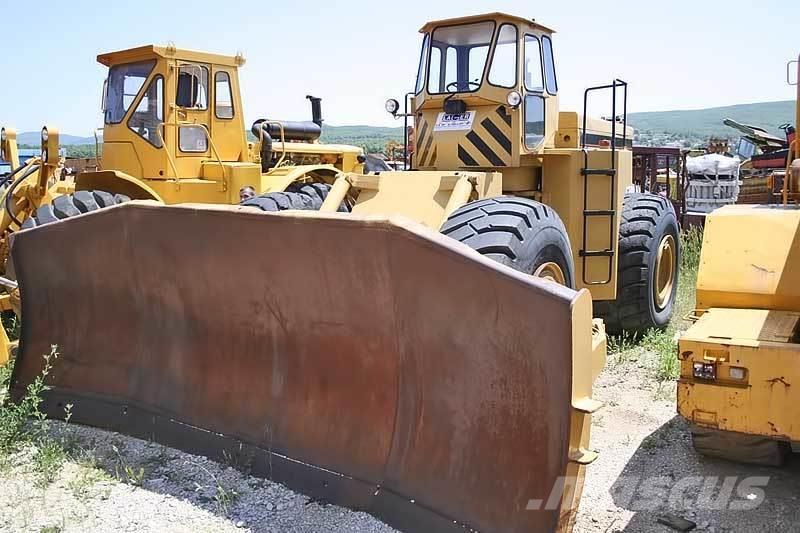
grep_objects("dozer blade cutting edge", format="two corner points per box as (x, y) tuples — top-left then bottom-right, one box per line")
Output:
(10, 202), (601, 533)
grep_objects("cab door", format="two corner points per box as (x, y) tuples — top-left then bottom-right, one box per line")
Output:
(210, 66), (243, 161)
(174, 62), (211, 177)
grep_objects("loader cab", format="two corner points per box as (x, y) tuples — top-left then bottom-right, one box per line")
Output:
(99, 45), (248, 181)
(405, 13), (559, 170)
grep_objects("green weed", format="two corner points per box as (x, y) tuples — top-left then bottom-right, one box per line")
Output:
(674, 226), (704, 327)
(0, 345), (59, 452)
(191, 461), (240, 516)
(640, 328), (680, 382)
(110, 444), (146, 486)
(33, 438), (67, 485)
(607, 332), (640, 365)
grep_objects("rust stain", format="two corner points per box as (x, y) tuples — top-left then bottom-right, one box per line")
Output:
(767, 377), (791, 388)
(10, 202), (578, 533)
(750, 263), (775, 274)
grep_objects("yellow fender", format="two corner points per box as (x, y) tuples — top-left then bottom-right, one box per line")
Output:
(76, 170), (164, 202)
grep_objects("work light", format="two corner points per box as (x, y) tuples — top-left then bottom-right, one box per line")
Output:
(506, 91), (522, 108)
(385, 99), (400, 116)
(692, 361), (716, 380)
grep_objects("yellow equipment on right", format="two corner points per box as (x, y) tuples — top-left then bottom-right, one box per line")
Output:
(677, 55), (800, 465)
(677, 205), (800, 464)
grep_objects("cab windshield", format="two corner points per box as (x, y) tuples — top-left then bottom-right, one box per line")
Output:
(427, 22), (495, 94)
(104, 60), (156, 125)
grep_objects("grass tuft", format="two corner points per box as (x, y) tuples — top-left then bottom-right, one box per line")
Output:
(673, 225), (704, 330)
(607, 332), (640, 365)
(0, 345), (59, 453)
(111, 443), (146, 486)
(191, 460), (240, 515)
(640, 328), (679, 382)
(607, 226), (705, 384)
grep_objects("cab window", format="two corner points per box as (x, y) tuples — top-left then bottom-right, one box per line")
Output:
(542, 36), (558, 94)
(179, 125), (208, 152)
(414, 34), (430, 94)
(524, 35), (544, 92)
(428, 21), (494, 93)
(215, 72), (234, 119)
(176, 64), (209, 109)
(104, 60), (156, 124)
(127, 75), (163, 148)
(488, 24), (518, 88)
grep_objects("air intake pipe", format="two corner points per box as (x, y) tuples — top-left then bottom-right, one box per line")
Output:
(251, 96), (324, 145)
(251, 97), (326, 171)
(251, 120), (321, 143)
(250, 123), (274, 172)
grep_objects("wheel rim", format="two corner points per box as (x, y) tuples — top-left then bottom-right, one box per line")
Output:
(654, 234), (676, 310)
(533, 262), (567, 285)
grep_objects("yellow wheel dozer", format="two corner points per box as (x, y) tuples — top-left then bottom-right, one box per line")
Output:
(10, 202), (603, 532)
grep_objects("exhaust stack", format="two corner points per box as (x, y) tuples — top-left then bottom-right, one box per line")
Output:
(307, 95), (323, 127)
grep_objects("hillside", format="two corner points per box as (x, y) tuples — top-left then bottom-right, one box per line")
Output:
(318, 124), (403, 153)
(628, 100), (795, 138)
(14, 99), (796, 156)
(16, 131), (95, 146)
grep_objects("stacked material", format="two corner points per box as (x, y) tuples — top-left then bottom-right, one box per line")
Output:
(685, 153), (740, 213)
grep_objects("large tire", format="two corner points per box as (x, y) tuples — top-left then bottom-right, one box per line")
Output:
(440, 196), (575, 287)
(243, 183), (350, 212)
(286, 182), (350, 212)
(241, 191), (311, 212)
(594, 192), (680, 335)
(21, 190), (131, 229)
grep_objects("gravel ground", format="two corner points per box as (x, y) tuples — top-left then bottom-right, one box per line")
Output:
(2, 352), (799, 532)
(0, 424), (397, 533)
(574, 352), (800, 532)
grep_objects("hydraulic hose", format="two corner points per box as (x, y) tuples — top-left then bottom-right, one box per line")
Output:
(4, 163), (41, 229)
(0, 160), (36, 189)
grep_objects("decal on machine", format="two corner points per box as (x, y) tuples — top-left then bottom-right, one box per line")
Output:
(433, 111), (476, 132)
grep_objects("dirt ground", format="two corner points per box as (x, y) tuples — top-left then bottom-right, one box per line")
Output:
(2, 351), (799, 532)
(574, 353), (800, 532)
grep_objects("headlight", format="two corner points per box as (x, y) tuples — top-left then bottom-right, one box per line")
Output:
(692, 361), (716, 380)
(0, 128), (6, 143)
(506, 91), (522, 107)
(41, 149), (48, 163)
(41, 127), (49, 143)
(385, 98), (400, 115)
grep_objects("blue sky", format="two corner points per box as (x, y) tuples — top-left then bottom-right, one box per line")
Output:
(2, 0), (798, 134)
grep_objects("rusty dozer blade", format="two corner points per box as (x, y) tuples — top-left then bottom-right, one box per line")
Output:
(11, 202), (599, 533)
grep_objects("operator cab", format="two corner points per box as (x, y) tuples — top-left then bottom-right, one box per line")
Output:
(386, 13), (560, 169)
(98, 45), (248, 181)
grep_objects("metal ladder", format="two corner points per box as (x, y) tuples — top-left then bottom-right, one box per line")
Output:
(579, 79), (628, 285)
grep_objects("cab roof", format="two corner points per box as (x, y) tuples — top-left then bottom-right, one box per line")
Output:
(97, 45), (245, 68)
(420, 12), (555, 34)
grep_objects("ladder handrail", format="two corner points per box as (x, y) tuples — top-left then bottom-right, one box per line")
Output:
(579, 80), (628, 285)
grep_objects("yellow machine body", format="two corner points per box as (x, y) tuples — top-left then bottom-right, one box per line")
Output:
(678, 205), (800, 443)
(82, 44), (363, 204)
(0, 128), (20, 170)
(334, 12), (635, 301)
